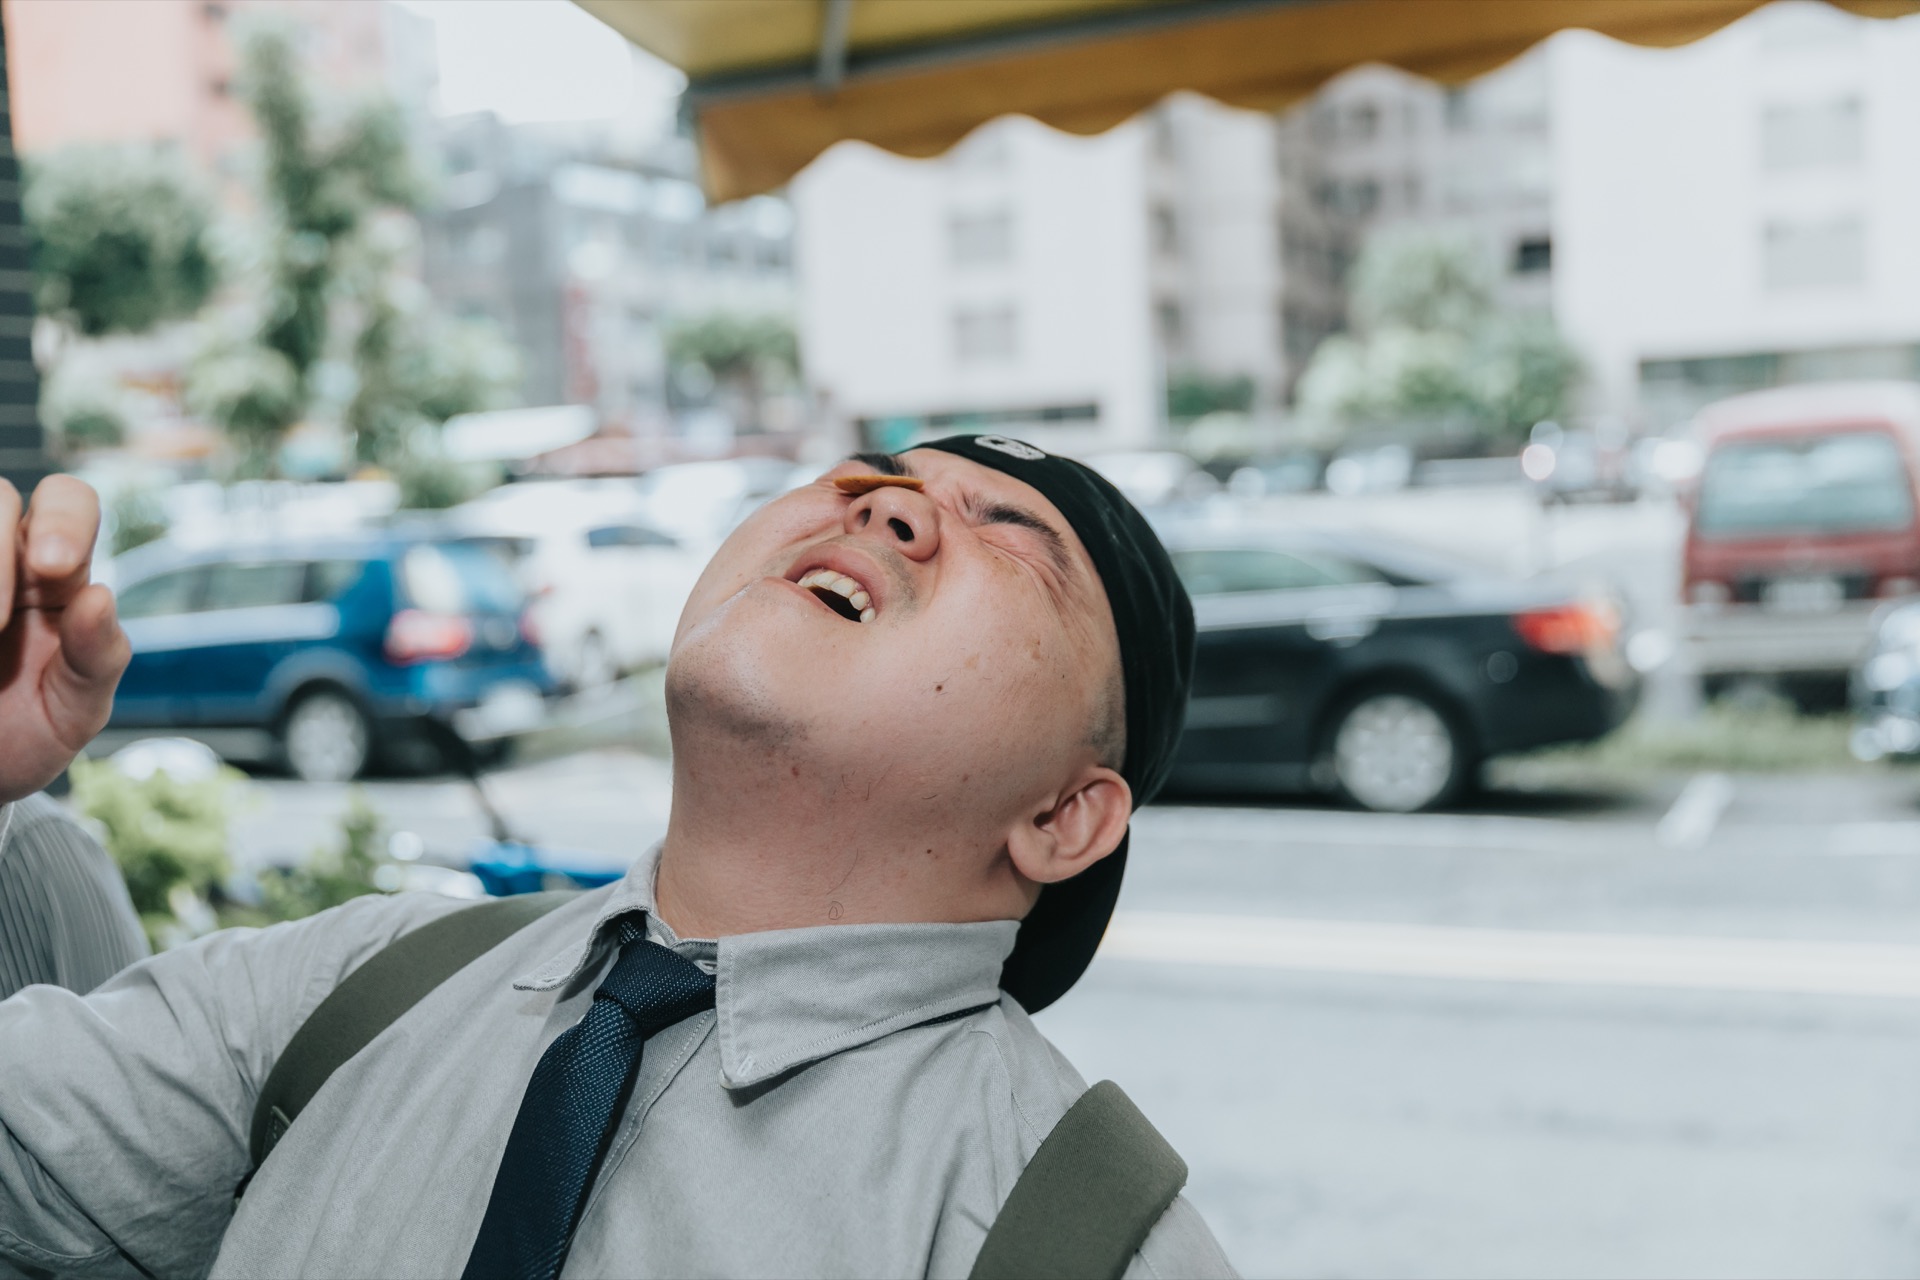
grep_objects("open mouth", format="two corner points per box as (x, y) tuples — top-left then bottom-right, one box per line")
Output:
(794, 567), (875, 623)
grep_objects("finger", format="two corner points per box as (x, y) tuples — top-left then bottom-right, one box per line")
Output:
(19, 475), (101, 607)
(0, 477), (17, 628)
(42, 583), (129, 747)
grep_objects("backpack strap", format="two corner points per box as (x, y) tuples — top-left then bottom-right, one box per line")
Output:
(246, 891), (576, 1178)
(970, 1080), (1188, 1280)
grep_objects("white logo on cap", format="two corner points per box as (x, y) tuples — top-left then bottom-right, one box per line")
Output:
(974, 435), (1046, 461)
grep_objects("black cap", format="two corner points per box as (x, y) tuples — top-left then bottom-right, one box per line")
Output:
(918, 434), (1195, 1012)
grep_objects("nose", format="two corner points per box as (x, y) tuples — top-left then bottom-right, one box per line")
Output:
(845, 486), (939, 561)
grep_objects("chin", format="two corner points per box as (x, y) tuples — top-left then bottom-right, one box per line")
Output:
(665, 583), (828, 754)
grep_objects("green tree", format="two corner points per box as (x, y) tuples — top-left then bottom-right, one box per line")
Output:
(666, 313), (797, 431)
(24, 145), (218, 339)
(39, 367), (128, 453)
(1166, 371), (1255, 423)
(192, 24), (424, 473)
(347, 268), (517, 468)
(67, 756), (242, 948)
(186, 344), (304, 476)
(259, 790), (389, 921)
(1297, 230), (1581, 443)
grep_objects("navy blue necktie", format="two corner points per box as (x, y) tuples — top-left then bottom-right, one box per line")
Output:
(462, 916), (716, 1280)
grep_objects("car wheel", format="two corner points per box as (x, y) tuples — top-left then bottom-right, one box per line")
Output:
(1328, 689), (1466, 813)
(282, 689), (372, 783)
(574, 630), (618, 689)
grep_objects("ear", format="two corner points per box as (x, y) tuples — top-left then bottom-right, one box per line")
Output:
(1006, 765), (1133, 886)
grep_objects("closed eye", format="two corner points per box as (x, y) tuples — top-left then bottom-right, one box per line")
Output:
(966, 495), (1074, 581)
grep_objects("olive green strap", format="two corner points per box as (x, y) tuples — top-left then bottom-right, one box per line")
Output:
(970, 1080), (1188, 1280)
(247, 891), (577, 1174)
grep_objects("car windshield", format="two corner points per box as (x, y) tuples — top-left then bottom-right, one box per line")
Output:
(1696, 429), (1914, 539)
(401, 542), (526, 614)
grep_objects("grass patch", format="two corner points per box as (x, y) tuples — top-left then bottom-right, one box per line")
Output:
(1502, 701), (1860, 777)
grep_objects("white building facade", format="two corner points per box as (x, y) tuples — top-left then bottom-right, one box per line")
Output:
(1550, 1), (1920, 430)
(793, 117), (1160, 456)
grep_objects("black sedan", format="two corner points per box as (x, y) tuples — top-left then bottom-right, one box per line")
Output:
(1162, 528), (1640, 811)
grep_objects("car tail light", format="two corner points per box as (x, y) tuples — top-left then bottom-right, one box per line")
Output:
(1687, 579), (1730, 606)
(385, 610), (473, 664)
(1513, 602), (1619, 655)
(1880, 576), (1918, 599)
(518, 608), (542, 648)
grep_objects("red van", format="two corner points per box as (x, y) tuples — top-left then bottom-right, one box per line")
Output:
(1682, 381), (1920, 695)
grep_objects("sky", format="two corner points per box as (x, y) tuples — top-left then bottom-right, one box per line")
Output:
(391, 0), (686, 128)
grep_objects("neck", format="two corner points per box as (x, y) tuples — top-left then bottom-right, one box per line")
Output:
(653, 715), (1031, 940)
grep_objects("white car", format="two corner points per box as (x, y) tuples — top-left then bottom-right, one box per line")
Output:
(447, 482), (704, 687)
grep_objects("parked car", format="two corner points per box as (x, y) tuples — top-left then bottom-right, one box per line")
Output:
(104, 532), (558, 782)
(1163, 528), (1639, 811)
(446, 482), (704, 687)
(633, 457), (801, 546)
(1681, 382), (1920, 701)
(1851, 599), (1920, 762)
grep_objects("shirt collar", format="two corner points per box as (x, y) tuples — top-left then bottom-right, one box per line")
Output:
(513, 841), (1017, 1090)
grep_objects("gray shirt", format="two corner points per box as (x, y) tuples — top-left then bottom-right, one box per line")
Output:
(0, 842), (1235, 1279)
(0, 797), (148, 1001)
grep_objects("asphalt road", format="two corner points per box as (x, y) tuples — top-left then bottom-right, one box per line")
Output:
(229, 751), (1920, 1279)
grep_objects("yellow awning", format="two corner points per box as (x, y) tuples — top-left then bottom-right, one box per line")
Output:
(576, 0), (1920, 202)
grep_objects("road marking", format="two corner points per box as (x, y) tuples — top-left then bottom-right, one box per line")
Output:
(1823, 822), (1920, 857)
(1102, 910), (1920, 1000)
(1655, 772), (1734, 850)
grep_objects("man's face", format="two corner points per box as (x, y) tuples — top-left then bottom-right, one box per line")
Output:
(665, 450), (1121, 829)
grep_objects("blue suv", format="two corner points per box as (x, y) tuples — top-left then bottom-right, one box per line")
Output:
(105, 532), (558, 781)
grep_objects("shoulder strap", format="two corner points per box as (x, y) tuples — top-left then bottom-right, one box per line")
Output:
(970, 1080), (1188, 1280)
(247, 891), (576, 1173)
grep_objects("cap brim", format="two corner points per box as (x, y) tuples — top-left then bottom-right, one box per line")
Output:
(998, 829), (1128, 1013)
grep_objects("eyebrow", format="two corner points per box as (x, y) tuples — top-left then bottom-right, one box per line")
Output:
(847, 451), (916, 478)
(964, 493), (1076, 582)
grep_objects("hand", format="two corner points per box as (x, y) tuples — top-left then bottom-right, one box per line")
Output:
(0, 476), (130, 805)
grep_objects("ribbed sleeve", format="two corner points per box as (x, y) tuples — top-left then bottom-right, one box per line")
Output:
(0, 794), (150, 999)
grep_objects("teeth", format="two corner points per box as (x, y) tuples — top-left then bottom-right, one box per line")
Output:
(797, 568), (877, 621)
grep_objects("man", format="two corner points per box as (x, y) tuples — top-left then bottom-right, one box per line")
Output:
(0, 444), (1236, 1279)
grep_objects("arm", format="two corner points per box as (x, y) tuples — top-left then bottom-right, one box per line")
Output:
(0, 891), (466, 1279)
(0, 794), (148, 999)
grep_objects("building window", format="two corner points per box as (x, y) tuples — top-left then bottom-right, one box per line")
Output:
(949, 209), (1013, 266)
(1512, 237), (1552, 274)
(1444, 88), (1471, 131)
(1762, 98), (1864, 170)
(1347, 102), (1379, 143)
(1763, 216), (1865, 291)
(1150, 205), (1180, 256)
(953, 306), (1019, 364)
(1155, 300), (1184, 350)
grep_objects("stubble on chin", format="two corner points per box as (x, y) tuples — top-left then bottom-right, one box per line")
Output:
(664, 643), (809, 756)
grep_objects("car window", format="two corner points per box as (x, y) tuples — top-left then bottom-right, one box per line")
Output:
(304, 560), (366, 603)
(1697, 429), (1914, 539)
(116, 568), (204, 619)
(1172, 548), (1382, 595)
(401, 543), (526, 615)
(203, 562), (308, 612)
(587, 524), (677, 550)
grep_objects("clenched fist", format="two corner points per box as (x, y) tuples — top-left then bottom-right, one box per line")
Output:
(0, 475), (130, 806)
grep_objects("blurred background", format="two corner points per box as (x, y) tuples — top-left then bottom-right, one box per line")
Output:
(6, 0), (1920, 1275)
